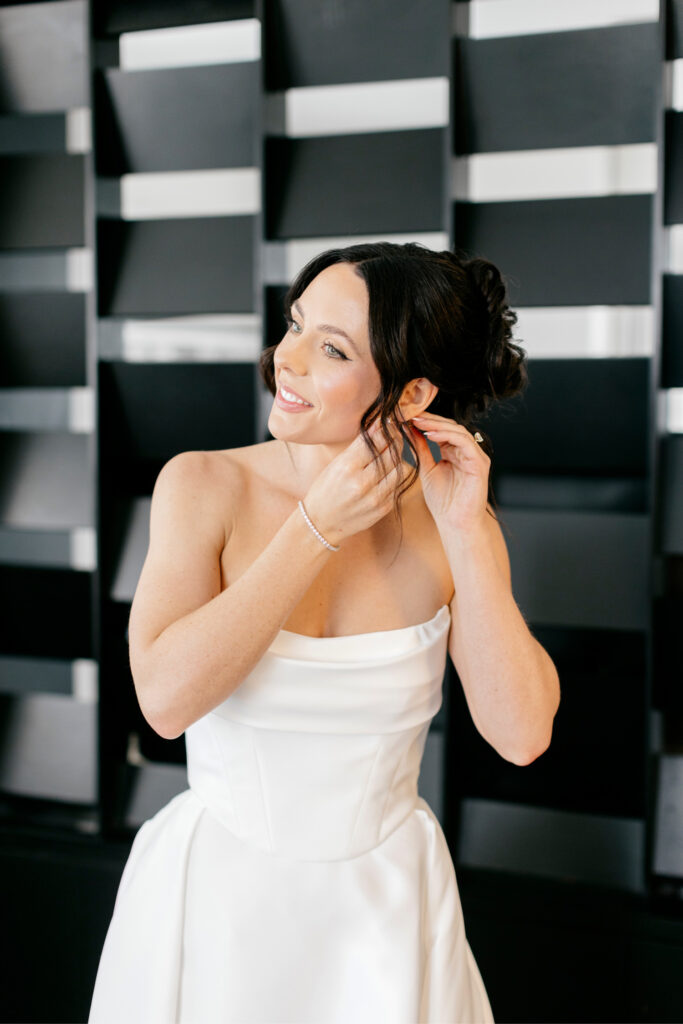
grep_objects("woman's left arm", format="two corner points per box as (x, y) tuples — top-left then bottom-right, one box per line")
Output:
(408, 411), (561, 767)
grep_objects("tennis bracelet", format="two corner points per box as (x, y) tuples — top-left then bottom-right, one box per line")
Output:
(297, 500), (340, 552)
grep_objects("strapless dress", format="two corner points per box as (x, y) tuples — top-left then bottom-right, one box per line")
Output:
(88, 603), (494, 1023)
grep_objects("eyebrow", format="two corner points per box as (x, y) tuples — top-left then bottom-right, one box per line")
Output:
(292, 300), (361, 356)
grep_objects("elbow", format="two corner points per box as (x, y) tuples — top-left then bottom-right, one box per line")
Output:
(503, 716), (557, 766)
(133, 668), (185, 742)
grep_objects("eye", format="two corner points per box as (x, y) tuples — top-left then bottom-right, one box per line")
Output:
(285, 316), (302, 334)
(323, 341), (347, 360)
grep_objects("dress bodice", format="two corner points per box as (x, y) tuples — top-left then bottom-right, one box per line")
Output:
(184, 605), (451, 862)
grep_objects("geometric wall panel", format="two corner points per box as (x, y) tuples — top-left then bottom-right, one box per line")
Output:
(95, 62), (259, 174)
(662, 275), (683, 386)
(93, 1), (255, 37)
(0, 433), (92, 529)
(454, 195), (653, 306)
(0, 1), (87, 114)
(500, 508), (650, 631)
(664, 111), (683, 225)
(0, 565), (93, 658)
(0, 293), (87, 387)
(0, 692), (96, 803)
(99, 361), (257, 463)
(659, 436), (683, 554)
(264, 0), (450, 89)
(479, 358), (650, 477)
(454, 23), (659, 154)
(266, 130), (445, 239)
(0, 155), (85, 249)
(97, 216), (255, 315)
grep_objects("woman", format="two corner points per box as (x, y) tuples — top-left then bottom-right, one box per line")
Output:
(89, 242), (561, 1024)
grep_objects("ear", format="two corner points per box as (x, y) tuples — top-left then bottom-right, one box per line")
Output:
(395, 378), (439, 422)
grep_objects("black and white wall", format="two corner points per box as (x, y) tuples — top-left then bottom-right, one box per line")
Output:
(0, 0), (680, 901)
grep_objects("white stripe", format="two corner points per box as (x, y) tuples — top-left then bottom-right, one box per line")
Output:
(0, 249), (91, 291)
(665, 226), (683, 274)
(72, 659), (98, 703)
(456, 0), (659, 39)
(120, 168), (260, 219)
(452, 144), (657, 201)
(119, 18), (260, 71)
(282, 78), (449, 137)
(66, 248), (93, 292)
(264, 233), (450, 284)
(99, 314), (262, 362)
(65, 107), (91, 154)
(667, 389), (683, 433)
(514, 306), (655, 358)
(670, 59), (683, 111)
(68, 387), (95, 432)
(69, 527), (97, 570)
(0, 387), (93, 432)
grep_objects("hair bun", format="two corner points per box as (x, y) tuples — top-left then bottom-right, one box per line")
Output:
(461, 256), (528, 412)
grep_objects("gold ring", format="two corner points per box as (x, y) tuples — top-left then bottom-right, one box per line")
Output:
(473, 432), (484, 444)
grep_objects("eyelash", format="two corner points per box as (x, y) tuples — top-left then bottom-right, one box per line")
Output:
(284, 317), (348, 361)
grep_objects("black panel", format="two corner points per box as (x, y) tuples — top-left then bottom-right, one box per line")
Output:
(0, 565), (92, 658)
(99, 361), (256, 492)
(667, 0), (683, 59)
(93, 0), (255, 36)
(266, 130), (445, 239)
(659, 436), (683, 554)
(454, 23), (659, 154)
(0, 433), (92, 529)
(97, 215), (255, 315)
(662, 274), (683, 387)
(476, 359), (650, 476)
(454, 195), (653, 306)
(264, 0), (449, 89)
(0, 112), (66, 155)
(0, 154), (85, 249)
(0, 1), (87, 113)
(664, 110), (683, 225)
(446, 626), (648, 817)
(0, 293), (86, 386)
(95, 62), (259, 174)
(264, 285), (289, 351)
(494, 473), (648, 514)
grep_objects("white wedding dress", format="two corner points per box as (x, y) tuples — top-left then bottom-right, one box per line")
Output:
(88, 603), (494, 1024)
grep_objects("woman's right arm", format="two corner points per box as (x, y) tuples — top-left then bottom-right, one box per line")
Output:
(129, 429), (401, 740)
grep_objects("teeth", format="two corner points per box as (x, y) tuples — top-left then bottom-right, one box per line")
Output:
(281, 386), (310, 406)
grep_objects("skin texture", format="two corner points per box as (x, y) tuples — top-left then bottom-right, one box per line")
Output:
(127, 261), (560, 760)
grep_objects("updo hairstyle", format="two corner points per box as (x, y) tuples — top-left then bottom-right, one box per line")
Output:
(259, 241), (528, 521)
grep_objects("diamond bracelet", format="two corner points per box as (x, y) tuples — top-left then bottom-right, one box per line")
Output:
(297, 500), (340, 552)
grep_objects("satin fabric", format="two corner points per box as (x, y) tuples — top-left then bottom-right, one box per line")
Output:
(89, 604), (494, 1024)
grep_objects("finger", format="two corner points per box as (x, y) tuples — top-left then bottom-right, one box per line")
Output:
(408, 423), (437, 476)
(420, 429), (488, 463)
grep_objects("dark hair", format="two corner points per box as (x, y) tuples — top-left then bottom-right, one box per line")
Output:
(260, 241), (528, 526)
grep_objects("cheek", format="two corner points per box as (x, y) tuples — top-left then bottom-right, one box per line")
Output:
(316, 367), (380, 413)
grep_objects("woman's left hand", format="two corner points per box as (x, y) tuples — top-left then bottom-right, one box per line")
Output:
(408, 412), (491, 532)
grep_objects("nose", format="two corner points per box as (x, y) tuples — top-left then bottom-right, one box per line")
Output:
(274, 326), (308, 377)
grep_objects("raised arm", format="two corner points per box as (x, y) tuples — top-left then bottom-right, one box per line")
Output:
(129, 429), (402, 740)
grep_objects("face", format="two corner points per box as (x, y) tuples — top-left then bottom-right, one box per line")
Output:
(268, 262), (382, 447)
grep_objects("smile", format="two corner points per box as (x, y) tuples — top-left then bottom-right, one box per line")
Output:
(275, 384), (313, 411)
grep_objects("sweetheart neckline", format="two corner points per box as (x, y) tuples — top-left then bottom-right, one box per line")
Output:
(276, 603), (450, 642)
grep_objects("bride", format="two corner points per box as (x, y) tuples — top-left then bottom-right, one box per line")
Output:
(91, 240), (561, 1024)
(130, 241), (559, 754)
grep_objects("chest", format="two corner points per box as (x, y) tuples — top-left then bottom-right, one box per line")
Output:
(218, 479), (453, 637)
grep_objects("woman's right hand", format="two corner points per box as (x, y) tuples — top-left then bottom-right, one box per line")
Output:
(302, 419), (406, 547)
